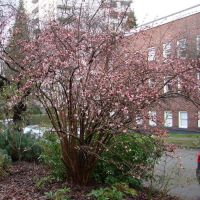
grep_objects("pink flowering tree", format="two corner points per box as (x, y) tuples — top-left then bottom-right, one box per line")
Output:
(1, 1), (200, 185)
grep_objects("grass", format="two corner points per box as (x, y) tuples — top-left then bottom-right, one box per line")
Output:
(166, 133), (200, 148)
(28, 114), (51, 127)
(168, 133), (200, 138)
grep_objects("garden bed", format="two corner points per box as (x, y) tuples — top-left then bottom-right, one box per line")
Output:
(0, 162), (180, 200)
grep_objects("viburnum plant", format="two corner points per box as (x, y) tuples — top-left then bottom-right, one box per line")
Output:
(1, 1), (200, 185)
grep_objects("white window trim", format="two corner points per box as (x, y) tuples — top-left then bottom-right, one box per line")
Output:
(177, 38), (187, 59)
(179, 111), (188, 128)
(197, 72), (200, 80)
(136, 115), (143, 125)
(197, 35), (200, 53)
(177, 77), (181, 93)
(163, 42), (171, 58)
(164, 76), (172, 93)
(149, 111), (157, 127)
(198, 111), (200, 128)
(148, 78), (155, 88)
(164, 111), (173, 127)
(148, 47), (156, 61)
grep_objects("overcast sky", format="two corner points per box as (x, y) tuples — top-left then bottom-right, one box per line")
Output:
(133, 0), (200, 25)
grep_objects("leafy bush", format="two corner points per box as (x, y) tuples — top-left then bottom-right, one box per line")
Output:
(44, 187), (70, 200)
(93, 133), (164, 187)
(35, 175), (55, 190)
(0, 149), (11, 177)
(39, 133), (67, 180)
(88, 186), (124, 200)
(113, 182), (137, 197)
(0, 128), (42, 161)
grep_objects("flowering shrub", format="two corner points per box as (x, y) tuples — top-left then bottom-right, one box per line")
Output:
(1, 1), (199, 185)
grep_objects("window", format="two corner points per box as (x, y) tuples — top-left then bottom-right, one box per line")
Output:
(148, 78), (155, 88)
(164, 76), (173, 93)
(179, 111), (188, 128)
(198, 111), (200, 128)
(197, 72), (200, 80)
(148, 47), (156, 61)
(136, 115), (143, 125)
(177, 39), (187, 58)
(163, 42), (171, 58)
(0, 60), (5, 76)
(164, 111), (173, 127)
(197, 35), (200, 56)
(177, 77), (181, 93)
(149, 111), (156, 126)
(197, 72), (200, 91)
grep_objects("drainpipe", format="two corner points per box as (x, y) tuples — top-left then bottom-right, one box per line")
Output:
(197, 153), (200, 184)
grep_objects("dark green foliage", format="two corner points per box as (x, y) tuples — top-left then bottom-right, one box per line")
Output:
(113, 182), (137, 197)
(27, 105), (43, 115)
(3, 0), (31, 133)
(39, 133), (67, 180)
(35, 175), (56, 190)
(88, 186), (124, 200)
(93, 134), (163, 187)
(0, 128), (42, 161)
(0, 149), (11, 177)
(44, 187), (70, 200)
(6, 0), (30, 64)
(125, 10), (137, 29)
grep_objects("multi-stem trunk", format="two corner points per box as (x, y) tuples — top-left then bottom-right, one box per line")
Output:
(60, 139), (97, 185)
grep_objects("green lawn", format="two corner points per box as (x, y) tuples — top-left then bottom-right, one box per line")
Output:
(28, 114), (51, 127)
(167, 133), (200, 148)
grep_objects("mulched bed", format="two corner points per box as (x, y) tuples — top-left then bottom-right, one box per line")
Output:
(0, 162), (179, 200)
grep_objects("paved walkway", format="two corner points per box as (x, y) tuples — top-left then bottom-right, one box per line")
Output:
(154, 148), (200, 200)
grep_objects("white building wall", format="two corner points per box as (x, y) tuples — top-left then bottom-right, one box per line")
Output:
(24, 0), (133, 29)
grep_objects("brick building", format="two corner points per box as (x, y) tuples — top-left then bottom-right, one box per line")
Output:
(128, 5), (200, 132)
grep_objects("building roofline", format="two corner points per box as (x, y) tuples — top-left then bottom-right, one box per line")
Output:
(126, 4), (200, 36)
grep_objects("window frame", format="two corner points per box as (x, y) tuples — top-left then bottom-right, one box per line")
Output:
(164, 111), (173, 127)
(177, 38), (187, 59)
(163, 42), (172, 59)
(148, 47), (156, 61)
(179, 111), (188, 128)
(164, 76), (173, 93)
(149, 111), (157, 127)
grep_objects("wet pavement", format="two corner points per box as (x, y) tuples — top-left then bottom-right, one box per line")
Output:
(154, 148), (200, 200)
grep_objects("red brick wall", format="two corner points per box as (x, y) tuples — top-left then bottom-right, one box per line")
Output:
(126, 12), (200, 131)
(127, 12), (200, 58)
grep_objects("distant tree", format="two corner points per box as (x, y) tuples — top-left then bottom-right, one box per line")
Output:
(5, 0), (29, 73)
(125, 10), (137, 29)
(1, 0), (30, 128)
